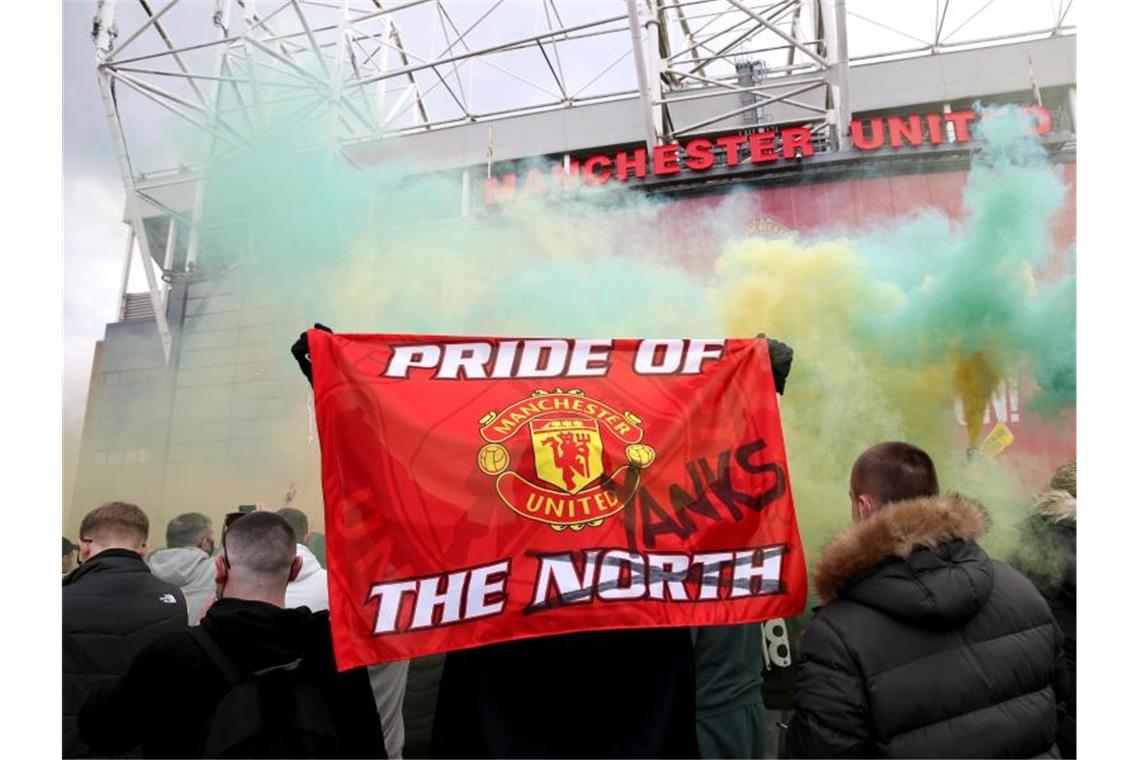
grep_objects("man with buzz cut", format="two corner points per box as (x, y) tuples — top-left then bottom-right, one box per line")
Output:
(79, 510), (386, 758)
(149, 512), (217, 624)
(785, 441), (1069, 758)
(63, 502), (187, 757)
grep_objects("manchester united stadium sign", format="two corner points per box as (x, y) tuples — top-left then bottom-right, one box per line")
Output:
(484, 106), (1054, 206)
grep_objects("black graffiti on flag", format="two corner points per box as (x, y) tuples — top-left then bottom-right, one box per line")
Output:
(523, 544), (789, 614)
(622, 437), (789, 550)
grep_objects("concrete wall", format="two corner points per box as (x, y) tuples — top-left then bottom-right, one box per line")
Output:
(70, 276), (321, 538)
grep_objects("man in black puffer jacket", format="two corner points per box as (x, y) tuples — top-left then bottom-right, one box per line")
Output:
(786, 442), (1068, 759)
(63, 502), (188, 757)
(79, 511), (386, 758)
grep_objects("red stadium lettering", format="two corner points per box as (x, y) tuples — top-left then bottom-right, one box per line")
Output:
(652, 144), (682, 175)
(888, 115), (924, 148)
(684, 138), (715, 171)
(615, 148), (648, 181)
(781, 127), (814, 159)
(749, 131), (779, 162)
(716, 134), (747, 166)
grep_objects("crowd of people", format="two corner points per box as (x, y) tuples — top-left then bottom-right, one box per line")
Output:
(61, 445), (1076, 759)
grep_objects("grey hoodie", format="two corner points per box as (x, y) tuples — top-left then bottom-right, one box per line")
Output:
(148, 547), (215, 624)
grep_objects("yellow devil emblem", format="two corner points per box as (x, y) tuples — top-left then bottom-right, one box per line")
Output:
(530, 419), (603, 494)
(476, 389), (656, 531)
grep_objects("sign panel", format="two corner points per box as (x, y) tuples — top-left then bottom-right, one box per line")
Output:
(484, 106), (1055, 204)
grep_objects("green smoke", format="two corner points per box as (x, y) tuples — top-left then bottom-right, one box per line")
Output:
(178, 100), (1074, 563)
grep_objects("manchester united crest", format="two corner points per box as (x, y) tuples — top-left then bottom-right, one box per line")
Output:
(476, 389), (656, 531)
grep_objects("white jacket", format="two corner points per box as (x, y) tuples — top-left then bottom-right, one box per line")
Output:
(285, 543), (329, 612)
(148, 546), (214, 624)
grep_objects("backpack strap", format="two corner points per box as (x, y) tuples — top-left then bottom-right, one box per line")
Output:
(252, 658), (304, 677)
(189, 625), (242, 686)
(191, 626), (306, 682)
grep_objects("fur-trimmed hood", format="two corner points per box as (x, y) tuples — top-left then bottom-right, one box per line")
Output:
(813, 494), (994, 625)
(1033, 488), (1076, 524)
(1010, 490), (1076, 599)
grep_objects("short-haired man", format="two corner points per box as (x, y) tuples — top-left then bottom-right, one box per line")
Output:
(63, 502), (187, 757)
(785, 442), (1069, 758)
(79, 511), (386, 758)
(149, 512), (216, 624)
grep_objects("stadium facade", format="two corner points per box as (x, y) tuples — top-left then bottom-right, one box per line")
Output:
(69, 2), (1076, 530)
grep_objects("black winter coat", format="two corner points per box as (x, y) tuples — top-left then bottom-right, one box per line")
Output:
(63, 549), (188, 758)
(78, 598), (387, 759)
(785, 494), (1068, 759)
(1011, 489), (1076, 758)
(431, 627), (700, 758)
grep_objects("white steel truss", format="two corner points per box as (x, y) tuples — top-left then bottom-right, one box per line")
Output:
(91, 0), (1076, 361)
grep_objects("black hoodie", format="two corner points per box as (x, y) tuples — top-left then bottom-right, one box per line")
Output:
(785, 494), (1067, 759)
(78, 598), (387, 759)
(431, 626), (699, 758)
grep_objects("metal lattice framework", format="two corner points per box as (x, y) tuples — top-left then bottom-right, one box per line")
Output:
(90, 0), (1076, 361)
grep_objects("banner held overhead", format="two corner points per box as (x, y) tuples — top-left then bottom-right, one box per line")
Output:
(308, 331), (807, 669)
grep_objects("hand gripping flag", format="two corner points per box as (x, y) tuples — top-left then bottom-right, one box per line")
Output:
(308, 332), (808, 669)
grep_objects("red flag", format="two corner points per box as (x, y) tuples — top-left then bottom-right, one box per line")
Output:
(309, 332), (807, 670)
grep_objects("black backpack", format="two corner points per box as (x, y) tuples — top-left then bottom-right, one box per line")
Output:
(190, 626), (342, 758)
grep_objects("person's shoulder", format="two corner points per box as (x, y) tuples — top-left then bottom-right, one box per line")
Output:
(986, 559), (1054, 621)
(801, 598), (890, 655)
(61, 579), (84, 601)
(150, 624), (198, 652)
(804, 604), (849, 637)
(299, 606), (331, 626)
(125, 626), (204, 675)
(302, 610), (334, 648)
(991, 558), (1046, 594)
(152, 576), (188, 602)
(811, 593), (883, 629)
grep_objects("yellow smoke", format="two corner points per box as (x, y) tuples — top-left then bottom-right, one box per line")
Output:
(954, 350), (1002, 448)
(714, 235), (996, 555)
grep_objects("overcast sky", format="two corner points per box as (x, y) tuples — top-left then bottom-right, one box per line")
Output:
(63, 0), (134, 494)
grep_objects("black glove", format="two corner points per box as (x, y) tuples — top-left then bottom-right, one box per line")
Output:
(756, 333), (794, 395)
(290, 323), (333, 387)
